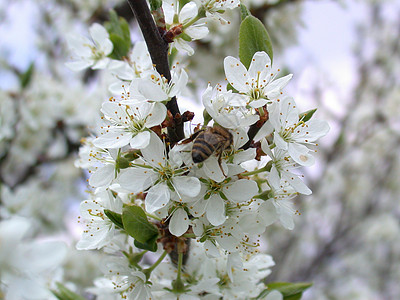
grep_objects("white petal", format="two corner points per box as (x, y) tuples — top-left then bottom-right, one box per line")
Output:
(145, 183), (171, 213)
(169, 208), (190, 236)
(306, 119), (330, 139)
(206, 195), (226, 226)
(65, 60), (92, 71)
(185, 26), (209, 39)
(145, 102), (167, 127)
(93, 130), (132, 149)
(203, 156), (225, 183)
(249, 98), (268, 108)
(282, 170), (312, 195)
(223, 179), (258, 203)
(224, 56), (248, 92)
(89, 164), (115, 187)
(279, 209), (295, 230)
(204, 240), (220, 257)
(239, 213), (266, 234)
(258, 201), (278, 226)
(266, 290), (283, 300)
(266, 74), (293, 99)
(172, 176), (201, 198)
(118, 168), (157, 193)
(131, 78), (168, 101)
(179, 2), (198, 23)
(141, 132), (167, 166)
(288, 143), (315, 167)
(248, 51), (271, 79)
(90, 23), (109, 45)
(130, 131), (151, 149)
(274, 132), (289, 151)
(174, 39), (194, 55)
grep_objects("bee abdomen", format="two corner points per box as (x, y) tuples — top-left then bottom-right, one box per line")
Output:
(192, 140), (215, 163)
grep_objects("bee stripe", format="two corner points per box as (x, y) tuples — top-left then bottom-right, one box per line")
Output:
(193, 141), (214, 155)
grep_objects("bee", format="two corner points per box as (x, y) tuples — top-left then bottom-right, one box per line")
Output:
(191, 125), (233, 167)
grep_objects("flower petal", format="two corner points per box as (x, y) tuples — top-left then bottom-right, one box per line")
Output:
(172, 176), (201, 198)
(130, 131), (151, 149)
(224, 56), (248, 92)
(89, 164), (115, 187)
(206, 195), (226, 226)
(223, 179), (258, 203)
(118, 168), (157, 193)
(169, 208), (190, 236)
(145, 183), (170, 213)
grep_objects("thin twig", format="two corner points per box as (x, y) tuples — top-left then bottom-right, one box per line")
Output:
(126, 0), (184, 144)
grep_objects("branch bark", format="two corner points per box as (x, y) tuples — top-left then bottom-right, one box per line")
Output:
(126, 0), (184, 144)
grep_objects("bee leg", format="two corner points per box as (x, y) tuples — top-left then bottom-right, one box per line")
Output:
(217, 151), (228, 177)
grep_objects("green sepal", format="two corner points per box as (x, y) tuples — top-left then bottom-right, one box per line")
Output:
(299, 108), (317, 123)
(104, 209), (124, 229)
(254, 190), (272, 201)
(240, 3), (251, 20)
(19, 62), (34, 89)
(122, 206), (159, 244)
(134, 237), (158, 252)
(52, 282), (86, 300)
(257, 282), (313, 300)
(239, 16), (273, 68)
(105, 10), (131, 60)
(180, 32), (192, 42)
(116, 156), (130, 169)
(226, 83), (238, 93)
(203, 109), (212, 126)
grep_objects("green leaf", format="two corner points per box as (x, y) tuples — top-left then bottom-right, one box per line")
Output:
(52, 283), (86, 300)
(264, 282), (313, 300)
(299, 108), (317, 123)
(134, 237), (158, 252)
(240, 3), (251, 20)
(109, 34), (131, 60)
(239, 16), (273, 69)
(104, 209), (124, 229)
(122, 206), (159, 244)
(105, 10), (131, 60)
(19, 62), (34, 89)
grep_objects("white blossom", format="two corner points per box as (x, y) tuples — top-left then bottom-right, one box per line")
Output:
(66, 23), (113, 71)
(269, 96), (330, 166)
(224, 51), (292, 108)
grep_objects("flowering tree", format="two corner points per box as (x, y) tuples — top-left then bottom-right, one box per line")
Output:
(8, 0), (400, 299)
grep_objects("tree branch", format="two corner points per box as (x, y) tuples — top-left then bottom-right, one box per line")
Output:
(126, 0), (184, 144)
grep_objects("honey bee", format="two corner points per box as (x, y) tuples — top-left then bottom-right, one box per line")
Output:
(191, 125), (233, 166)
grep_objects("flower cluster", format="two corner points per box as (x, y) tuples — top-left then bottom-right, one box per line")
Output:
(73, 45), (328, 298)
(66, 4), (328, 299)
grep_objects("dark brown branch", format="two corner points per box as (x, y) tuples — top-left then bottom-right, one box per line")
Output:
(126, 0), (184, 144)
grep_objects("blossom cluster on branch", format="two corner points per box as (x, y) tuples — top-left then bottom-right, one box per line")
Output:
(66, 1), (329, 298)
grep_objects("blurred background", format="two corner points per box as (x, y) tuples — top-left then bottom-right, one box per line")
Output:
(1, 0), (399, 299)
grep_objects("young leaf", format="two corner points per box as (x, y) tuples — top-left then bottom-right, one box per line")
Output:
(52, 282), (86, 300)
(122, 206), (159, 243)
(134, 237), (158, 252)
(19, 62), (35, 89)
(239, 16), (273, 68)
(105, 10), (131, 60)
(264, 282), (313, 300)
(299, 108), (317, 123)
(104, 209), (124, 229)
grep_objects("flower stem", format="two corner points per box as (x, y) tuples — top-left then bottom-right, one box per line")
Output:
(143, 250), (168, 279)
